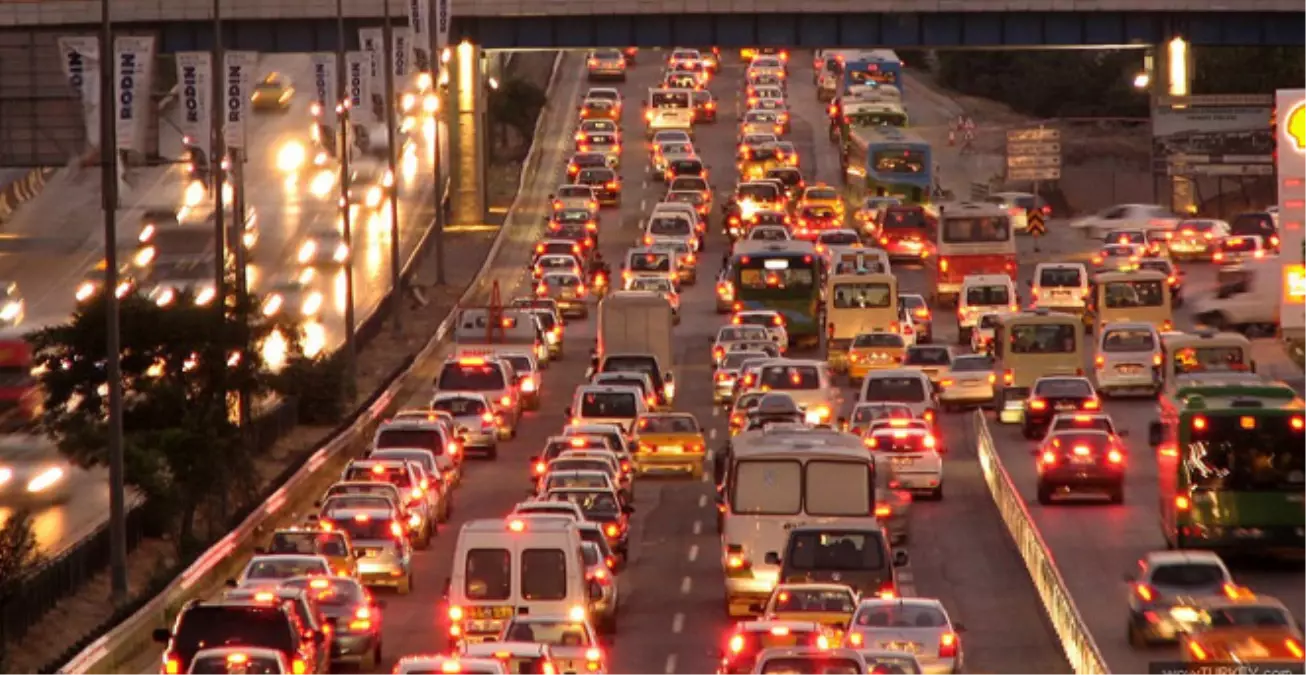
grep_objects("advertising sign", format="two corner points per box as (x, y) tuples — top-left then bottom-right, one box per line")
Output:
(57, 36), (101, 149)
(175, 52), (212, 158)
(223, 51), (257, 148)
(1153, 97), (1274, 175)
(309, 53), (338, 126)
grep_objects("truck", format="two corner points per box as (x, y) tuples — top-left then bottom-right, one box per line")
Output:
(1188, 257), (1285, 335)
(594, 291), (677, 405)
(0, 329), (40, 430)
(452, 307), (548, 364)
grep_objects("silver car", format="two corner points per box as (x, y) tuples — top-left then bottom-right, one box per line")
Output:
(498, 616), (609, 673)
(848, 598), (964, 675)
(430, 392), (501, 459)
(235, 554), (330, 589)
(714, 351), (770, 404)
(581, 541), (620, 633)
(937, 354), (996, 411)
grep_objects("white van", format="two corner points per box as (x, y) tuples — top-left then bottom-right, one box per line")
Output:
(446, 518), (593, 645)
(1188, 257), (1284, 334)
(566, 384), (647, 433)
(958, 274), (1018, 344)
(1094, 322), (1162, 396)
(753, 359), (841, 427)
(859, 369), (938, 423)
(1030, 262), (1089, 314)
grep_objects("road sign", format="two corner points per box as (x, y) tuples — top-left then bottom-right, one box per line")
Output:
(1008, 167), (1062, 181)
(1007, 141), (1061, 156)
(1027, 210), (1047, 237)
(1006, 128), (1061, 143)
(1007, 155), (1063, 169)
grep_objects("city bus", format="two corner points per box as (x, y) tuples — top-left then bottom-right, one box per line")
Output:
(1089, 269), (1174, 332)
(840, 50), (902, 96)
(843, 127), (933, 207)
(932, 202), (1016, 307)
(1150, 380), (1304, 553)
(832, 99), (909, 146)
(725, 240), (823, 349)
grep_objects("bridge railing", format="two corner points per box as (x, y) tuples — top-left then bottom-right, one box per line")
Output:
(973, 410), (1109, 675)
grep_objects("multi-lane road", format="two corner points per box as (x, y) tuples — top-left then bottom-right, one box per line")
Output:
(0, 52), (445, 556)
(124, 49), (1301, 674)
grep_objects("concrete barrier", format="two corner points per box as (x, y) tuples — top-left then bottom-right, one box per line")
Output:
(0, 166), (56, 224)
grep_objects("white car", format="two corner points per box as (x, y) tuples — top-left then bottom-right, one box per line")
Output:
(970, 312), (1005, 354)
(1091, 242), (1146, 272)
(848, 598), (964, 674)
(712, 325), (772, 367)
(731, 310), (789, 351)
(1070, 203), (1179, 240)
(1094, 322), (1162, 396)
(551, 184), (599, 212)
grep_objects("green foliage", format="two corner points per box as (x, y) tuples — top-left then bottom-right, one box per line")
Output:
(0, 510), (41, 669)
(487, 76), (548, 160)
(270, 352), (348, 425)
(1194, 47), (1306, 95)
(27, 286), (274, 547)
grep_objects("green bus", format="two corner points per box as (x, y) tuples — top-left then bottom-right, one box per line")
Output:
(843, 126), (933, 206)
(1150, 379), (1305, 553)
(725, 240), (824, 350)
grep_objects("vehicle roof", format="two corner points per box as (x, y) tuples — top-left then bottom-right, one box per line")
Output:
(466, 517), (576, 533)
(732, 427), (868, 458)
(1100, 321), (1160, 333)
(1142, 550), (1227, 566)
(1000, 309), (1081, 326)
(962, 274), (1014, 285)
(774, 582), (860, 593)
(1093, 269), (1168, 282)
(737, 619), (824, 632)
(463, 641), (551, 657)
(856, 596), (946, 610)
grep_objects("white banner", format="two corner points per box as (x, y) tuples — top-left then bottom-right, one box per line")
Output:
(359, 28), (382, 81)
(345, 51), (374, 124)
(309, 53), (338, 127)
(394, 29), (410, 78)
(113, 36), (155, 153)
(175, 52), (211, 160)
(434, 0), (451, 53)
(57, 36), (100, 149)
(223, 51), (257, 149)
(408, 0), (430, 70)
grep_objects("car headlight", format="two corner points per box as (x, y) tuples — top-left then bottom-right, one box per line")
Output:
(333, 243), (349, 262)
(155, 288), (177, 306)
(26, 466), (64, 493)
(75, 282), (96, 302)
(134, 247), (155, 267)
(262, 294), (283, 316)
(276, 141), (306, 173)
(138, 224), (155, 242)
(302, 292), (323, 316)
(0, 303), (20, 321)
(195, 287), (217, 306)
(298, 241), (317, 263)
(365, 187), (383, 208)
(0, 467), (11, 487)
(1170, 607), (1200, 624)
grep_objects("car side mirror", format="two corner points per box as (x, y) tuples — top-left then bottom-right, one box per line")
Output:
(224, 578), (238, 588)
(564, 406), (573, 417)
(1148, 421), (1163, 448)
(893, 550), (909, 567)
(152, 628), (171, 644)
(763, 551), (781, 566)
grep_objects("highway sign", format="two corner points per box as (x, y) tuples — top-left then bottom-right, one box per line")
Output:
(1007, 155), (1063, 169)
(1006, 128), (1060, 143)
(1008, 167), (1062, 181)
(1027, 210), (1047, 237)
(1007, 141), (1061, 156)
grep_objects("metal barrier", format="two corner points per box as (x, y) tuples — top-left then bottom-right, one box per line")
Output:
(56, 50), (571, 675)
(972, 411), (1109, 675)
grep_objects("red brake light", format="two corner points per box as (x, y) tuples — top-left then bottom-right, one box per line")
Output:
(1040, 450), (1057, 465)
(1029, 398), (1047, 411)
(164, 656), (182, 675)
(939, 632), (959, 658)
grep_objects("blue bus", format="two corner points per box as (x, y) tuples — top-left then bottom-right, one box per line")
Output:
(840, 50), (903, 96)
(843, 126), (933, 205)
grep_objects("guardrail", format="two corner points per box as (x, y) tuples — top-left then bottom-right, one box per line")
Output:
(56, 50), (569, 675)
(972, 411), (1109, 675)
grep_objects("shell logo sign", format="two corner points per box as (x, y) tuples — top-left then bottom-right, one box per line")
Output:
(1286, 101), (1306, 153)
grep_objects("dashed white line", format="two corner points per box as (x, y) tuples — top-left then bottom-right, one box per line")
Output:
(708, 428), (718, 440)
(640, 198), (647, 211)
(687, 544), (699, 562)
(692, 520), (702, 535)
(664, 654), (678, 674)
(698, 494), (707, 508)
(672, 612), (685, 633)
(680, 576), (693, 594)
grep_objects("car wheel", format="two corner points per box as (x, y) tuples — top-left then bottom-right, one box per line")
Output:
(930, 484), (943, 501)
(1128, 620), (1148, 648)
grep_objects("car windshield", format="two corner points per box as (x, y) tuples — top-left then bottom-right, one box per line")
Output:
(865, 377), (925, 403)
(636, 415), (698, 434)
(1102, 328), (1155, 352)
(853, 333), (903, 349)
(431, 396), (486, 416)
(854, 603), (948, 627)
(579, 391), (638, 418)
(1034, 379), (1093, 397)
(903, 348), (950, 366)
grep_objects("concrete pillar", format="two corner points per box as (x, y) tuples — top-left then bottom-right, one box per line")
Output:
(450, 41), (486, 226)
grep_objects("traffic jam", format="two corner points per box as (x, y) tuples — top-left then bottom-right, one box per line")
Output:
(147, 47), (1303, 675)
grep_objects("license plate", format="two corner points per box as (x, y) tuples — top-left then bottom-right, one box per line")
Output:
(881, 641), (919, 654)
(961, 378), (981, 385)
(892, 457), (915, 467)
(762, 635), (798, 648)
(657, 445), (682, 453)
(1116, 364), (1143, 374)
(466, 605), (515, 620)
(1071, 456), (1095, 465)
(1055, 403), (1076, 411)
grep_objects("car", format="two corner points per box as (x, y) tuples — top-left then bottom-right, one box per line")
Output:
(494, 351), (542, 411)
(846, 332), (907, 384)
(532, 253), (584, 283)
(1168, 218), (1230, 261)
(970, 312), (1005, 354)
(937, 354), (996, 410)
(567, 151), (612, 179)
(1094, 322), (1163, 397)
(1229, 210), (1281, 253)
(712, 351), (770, 405)
(585, 87), (622, 107)
(462, 642), (559, 675)
(759, 583), (859, 638)
(338, 458), (435, 547)
(498, 616), (609, 672)
(153, 597), (323, 675)
(1176, 593), (1303, 665)
(574, 167), (621, 207)
(533, 239), (589, 268)
(1092, 242), (1146, 273)
(1069, 203), (1180, 240)
(897, 294), (933, 343)
(1124, 550), (1236, 647)
(1136, 257), (1184, 306)
(545, 487), (633, 557)
(692, 89), (718, 123)
(1034, 429), (1126, 504)
(262, 527), (357, 578)
(843, 402), (914, 437)
(433, 356), (523, 440)
(1040, 412), (1121, 444)
(625, 276), (681, 322)
(864, 424), (944, 499)
(586, 49), (627, 81)
(218, 586), (332, 672)
(1212, 234), (1271, 265)
(349, 159), (395, 210)
(579, 96), (619, 121)
(536, 272), (590, 319)
(394, 654), (507, 674)
(847, 598), (965, 674)
(517, 304), (565, 362)
(295, 227), (351, 267)
(712, 325), (773, 367)
(730, 310), (789, 351)
(1022, 376), (1101, 439)
(900, 345), (952, 385)
(259, 272), (325, 320)
(145, 262), (217, 308)
(580, 539), (621, 631)
(551, 184), (600, 212)
(575, 128), (620, 168)
(75, 260), (136, 304)
(630, 412), (706, 479)
(251, 72), (294, 111)
(750, 647), (867, 675)
(430, 392), (502, 459)
(186, 647), (293, 674)
(235, 554), (332, 588)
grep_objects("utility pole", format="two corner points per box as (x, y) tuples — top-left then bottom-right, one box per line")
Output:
(336, 0), (358, 390)
(428, 8), (446, 285)
(382, 6), (402, 332)
(99, 0), (128, 605)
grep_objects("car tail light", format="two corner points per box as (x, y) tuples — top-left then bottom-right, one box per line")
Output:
(533, 460), (547, 475)
(874, 503), (891, 517)
(1175, 495), (1191, 511)
(588, 59), (598, 67)
(292, 658), (308, 675)
(1029, 398), (1047, 411)
(1083, 399), (1101, 410)
(350, 606), (374, 631)
(1187, 641), (1209, 661)
(605, 523), (619, 537)
(500, 394), (512, 407)
(1135, 583), (1156, 602)
(1040, 450), (1057, 465)
(163, 654), (182, 674)
(1094, 355), (1105, 369)
(644, 110), (653, 121)
(1285, 638), (1303, 659)
(1213, 251), (1224, 261)
(939, 632), (959, 658)
(877, 581), (896, 599)
(1002, 369), (1014, 385)
(726, 553), (749, 570)
(914, 308), (930, 320)
(728, 633), (747, 654)
(481, 412), (495, 428)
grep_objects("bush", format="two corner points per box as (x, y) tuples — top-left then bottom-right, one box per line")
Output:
(272, 353), (348, 425)
(487, 77), (548, 161)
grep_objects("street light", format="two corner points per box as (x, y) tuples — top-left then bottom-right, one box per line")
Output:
(1167, 37), (1189, 97)
(1133, 71), (1150, 90)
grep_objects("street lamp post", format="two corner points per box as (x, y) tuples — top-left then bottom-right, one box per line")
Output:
(99, 0), (129, 604)
(382, 3), (402, 333)
(336, 0), (358, 390)
(428, 16), (446, 285)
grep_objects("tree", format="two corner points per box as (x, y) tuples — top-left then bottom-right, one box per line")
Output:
(0, 511), (43, 669)
(28, 286), (277, 552)
(487, 77), (548, 161)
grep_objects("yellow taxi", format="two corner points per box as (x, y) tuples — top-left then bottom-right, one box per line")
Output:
(760, 583), (859, 645)
(1178, 592), (1304, 665)
(797, 184), (845, 220)
(847, 332), (907, 384)
(251, 72), (294, 112)
(263, 527), (357, 578)
(631, 412), (706, 479)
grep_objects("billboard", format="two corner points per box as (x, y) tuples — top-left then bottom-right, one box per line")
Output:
(1153, 97), (1274, 175)
(1276, 89), (1304, 338)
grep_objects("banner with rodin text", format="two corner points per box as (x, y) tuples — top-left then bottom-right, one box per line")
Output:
(407, 0), (430, 70)
(359, 28), (382, 81)
(113, 36), (155, 153)
(175, 52), (212, 159)
(434, 0), (451, 53)
(57, 36), (101, 149)
(345, 51), (375, 124)
(309, 53), (338, 127)
(394, 28), (410, 79)
(223, 51), (258, 148)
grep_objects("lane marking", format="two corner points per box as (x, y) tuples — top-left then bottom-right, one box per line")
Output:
(664, 654), (677, 674)
(687, 544), (699, 562)
(692, 520), (702, 535)
(672, 612), (685, 633)
(701, 470), (709, 483)
(698, 494), (707, 508)
(680, 576), (693, 594)
(708, 428), (717, 440)
(640, 198), (647, 212)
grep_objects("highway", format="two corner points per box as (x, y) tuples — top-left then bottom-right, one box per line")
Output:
(125, 51), (1073, 674)
(0, 52), (444, 556)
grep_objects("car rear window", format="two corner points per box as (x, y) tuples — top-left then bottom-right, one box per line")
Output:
(904, 348), (950, 366)
(854, 603), (947, 627)
(190, 654), (284, 674)
(864, 376), (925, 403)
(1039, 267), (1082, 287)
(432, 396), (486, 416)
(375, 428), (442, 451)
(1230, 213), (1276, 237)
(579, 391), (638, 418)
(853, 333), (904, 348)
(438, 362), (506, 391)
(1034, 379), (1093, 397)
(1150, 563), (1227, 587)
(786, 531), (885, 571)
(1102, 328), (1155, 352)
(174, 606), (295, 660)
(759, 657), (863, 675)
(759, 365), (820, 390)
(465, 548), (511, 601)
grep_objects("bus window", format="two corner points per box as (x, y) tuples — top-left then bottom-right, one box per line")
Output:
(1186, 416), (1305, 492)
(805, 461), (872, 516)
(873, 149), (926, 174)
(942, 217), (1010, 244)
(732, 460), (802, 515)
(832, 282), (892, 309)
(1103, 280), (1165, 308)
(738, 259), (817, 291)
(1008, 323), (1077, 354)
(1172, 346), (1248, 375)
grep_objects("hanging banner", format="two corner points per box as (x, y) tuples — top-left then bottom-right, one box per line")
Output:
(113, 35), (155, 153)
(345, 51), (374, 124)
(175, 51), (211, 159)
(57, 36), (101, 149)
(309, 53), (338, 127)
(223, 51), (257, 148)
(434, 0), (451, 53)
(394, 28), (410, 79)
(359, 28), (382, 81)
(407, 0), (430, 71)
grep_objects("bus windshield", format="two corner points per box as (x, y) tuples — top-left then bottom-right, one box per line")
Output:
(737, 257), (818, 293)
(1186, 415), (1305, 492)
(942, 217), (1011, 244)
(832, 282), (892, 309)
(872, 149), (926, 175)
(1009, 323), (1077, 354)
(847, 111), (906, 127)
(1103, 280), (1166, 308)
(1171, 345), (1249, 375)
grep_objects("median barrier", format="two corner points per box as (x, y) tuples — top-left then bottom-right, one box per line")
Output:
(973, 411), (1109, 674)
(57, 50), (572, 675)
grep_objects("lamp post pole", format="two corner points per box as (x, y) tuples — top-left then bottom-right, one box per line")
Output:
(382, 2), (402, 333)
(336, 0), (358, 390)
